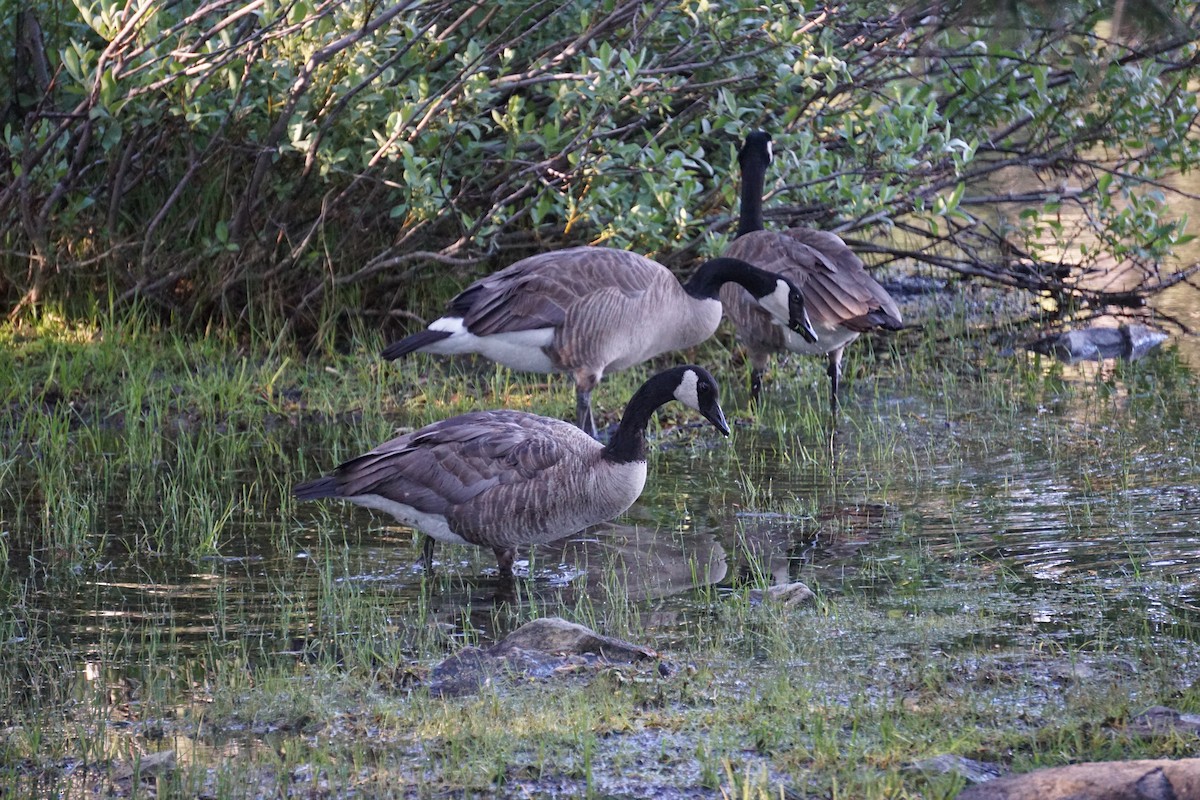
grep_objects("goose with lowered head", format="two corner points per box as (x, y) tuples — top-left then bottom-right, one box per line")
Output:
(293, 365), (730, 577)
(381, 247), (815, 436)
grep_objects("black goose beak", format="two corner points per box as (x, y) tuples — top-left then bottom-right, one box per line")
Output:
(786, 279), (818, 344)
(703, 400), (730, 437)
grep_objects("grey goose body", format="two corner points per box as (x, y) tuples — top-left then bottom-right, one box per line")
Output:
(720, 130), (902, 408)
(382, 246), (814, 436)
(293, 365), (730, 576)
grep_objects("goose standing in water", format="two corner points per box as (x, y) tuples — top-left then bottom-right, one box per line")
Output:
(294, 365), (729, 577)
(381, 248), (815, 437)
(720, 130), (903, 410)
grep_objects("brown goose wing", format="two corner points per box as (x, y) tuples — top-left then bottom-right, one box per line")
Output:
(725, 229), (901, 330)
(779, 228), (902, 329)
(328, 411), (586, 517)
(449, 247), (668, 336)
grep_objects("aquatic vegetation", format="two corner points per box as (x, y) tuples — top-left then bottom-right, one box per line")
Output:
(1, 306), (1198, 797)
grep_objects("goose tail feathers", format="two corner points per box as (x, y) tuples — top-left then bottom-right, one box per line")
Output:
(293, 476), (340, 500)
(381, 329), (453, 361)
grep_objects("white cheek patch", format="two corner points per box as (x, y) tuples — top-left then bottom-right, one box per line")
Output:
(766, 140), (773, 162)
(672, 369), (701, 410)
(758, 279), (793, 326)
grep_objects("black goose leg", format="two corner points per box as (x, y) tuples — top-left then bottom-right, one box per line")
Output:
(421, 536), (436, 575)
(575, 381), (598, 438)
(750, 368), (764, 405)
(827, 349), (844, 416)
(826, 349), (844, 453)
(749, 352), (770, 408)
(576, 389), (596, 438)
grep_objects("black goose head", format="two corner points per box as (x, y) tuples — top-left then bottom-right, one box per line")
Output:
(604, 365), (730, 463)
(684, 257), (816, 343)
(729, 262), (818, 344)
(739, 130), (773, 169)
(669, 365), (729, 436)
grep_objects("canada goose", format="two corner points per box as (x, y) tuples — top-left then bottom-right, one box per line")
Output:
(381, 247), (815, 437)
(720, 130), (903, 409)
(293, 365), (729, 577)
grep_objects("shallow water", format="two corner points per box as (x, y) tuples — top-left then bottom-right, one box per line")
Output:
(7, 350), (1199, 690)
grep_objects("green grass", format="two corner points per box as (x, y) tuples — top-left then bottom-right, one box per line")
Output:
(1, 301), (1199, 797)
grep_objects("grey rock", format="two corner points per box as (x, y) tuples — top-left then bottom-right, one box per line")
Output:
(427, 617), (657, 697)
(749, 581), (816, 607)
(113, 750), (176, 781)
(1025, 324), (1168, 364)
(491, 617), (656, 662)
(428, 647), (499, 696)
(1125, 705), (1200, 738)
(907, 754), (1001, 784)
(767, 581), (815, 605)
(1125, 324), (1170, 357)
(1050, 661), (1097, 682)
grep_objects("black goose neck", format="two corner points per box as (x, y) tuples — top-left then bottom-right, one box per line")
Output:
(683, 257), (773, 301)
(736, 146), (769, 238)
(602, 373), (676, 464)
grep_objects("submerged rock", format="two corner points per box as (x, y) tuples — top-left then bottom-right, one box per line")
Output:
(113, 749), (176, 781)
(428, 617), (657, 697)
(1025, 324), (1168, 364)
(748, 581), (816, 607)
(907, 754), (1000, 785)
(956, 757), (1200, 799)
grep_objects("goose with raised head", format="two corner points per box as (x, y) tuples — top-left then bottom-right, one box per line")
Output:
(381, 247), (815, 437)
(293, 365), (730, 577)
(720, 130), (903, 410)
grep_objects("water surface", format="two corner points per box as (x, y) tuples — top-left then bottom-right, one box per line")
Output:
(8, 354), (1198, 685)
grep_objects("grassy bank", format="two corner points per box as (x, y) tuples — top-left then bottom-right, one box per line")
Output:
(2, 302), (1199, 798)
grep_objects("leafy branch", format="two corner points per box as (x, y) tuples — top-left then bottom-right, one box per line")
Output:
(1, 0), (1197, 329)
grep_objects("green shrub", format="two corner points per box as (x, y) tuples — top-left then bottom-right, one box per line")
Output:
(1, 1), (1197, 332)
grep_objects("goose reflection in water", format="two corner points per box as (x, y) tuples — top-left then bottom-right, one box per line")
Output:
(533, 521), (728, 603)
(536, 501), (894, 606)
(727, 502), (898, 588)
